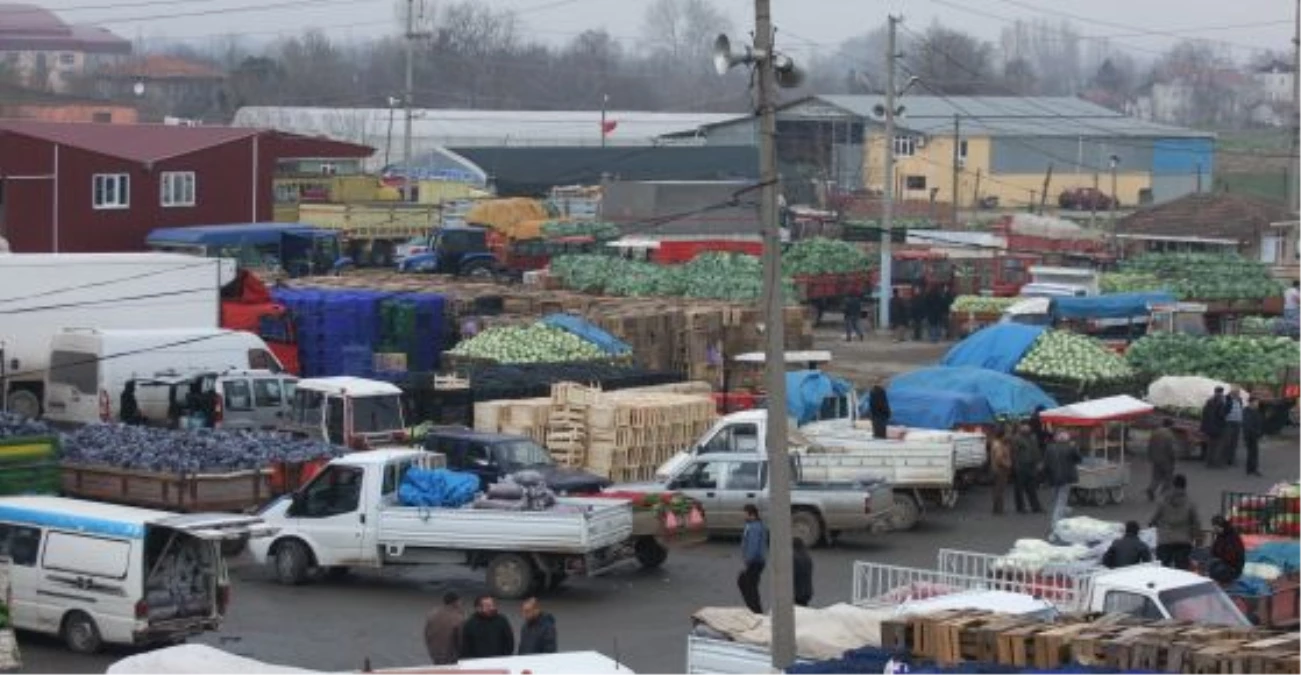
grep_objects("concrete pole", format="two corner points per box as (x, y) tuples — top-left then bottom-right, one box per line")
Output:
(951, 114), (960, 227)
(879, 16), (898, 329)
(403, 0), (415, 202)
(1291, 0), (1300, 214)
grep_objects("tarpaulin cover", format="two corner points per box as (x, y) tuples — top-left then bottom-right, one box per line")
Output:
(397, 467), (480, 508)
(890, 366), (1057, 418)
(878, 386), (995, 430)
(1247, 541), (1301, 575)
(788, 370), (854, 426)
(940, 324), (1047, 373)
(541, 313), (631, 355)
(1050, 292), (1176, 320)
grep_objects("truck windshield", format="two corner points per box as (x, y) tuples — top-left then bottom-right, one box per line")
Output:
(1159, 582), (1250, 626)
(351, 395), (404, 433)
(492, 440), (553, 469)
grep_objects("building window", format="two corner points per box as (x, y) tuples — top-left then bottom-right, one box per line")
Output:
(92, 174), (129, 210)
(894, 135), (917, 157)
(958, 139), (968, 167)
(160, 171), (196, 207)
(905, 175), (927, 191)
(91, 111), (112, 123)
(319, 163), (337, 176)
(58, 52), (75, 66)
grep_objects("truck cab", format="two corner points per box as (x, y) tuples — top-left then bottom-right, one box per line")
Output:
(281, 377), (406, 450)
(1088, 565), (1248, 625)
(397, 226), (499, 277)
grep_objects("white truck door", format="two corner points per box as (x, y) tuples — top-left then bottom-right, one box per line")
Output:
(281, 465), (365, 565)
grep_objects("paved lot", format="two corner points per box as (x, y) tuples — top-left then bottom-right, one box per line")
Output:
(17, 329), (1301, 673)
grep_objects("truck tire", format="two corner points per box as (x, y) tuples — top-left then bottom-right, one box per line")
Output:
(5, 387), (41, 419)
(462, 261), (495, 279)
(890, 492), (922, 531)
(634, 536), (668, 569)
(486, 553), (536, 600)
(791, 509), (825, 547)
(62, 611), (103, 654)
(273, 539), (312, 585)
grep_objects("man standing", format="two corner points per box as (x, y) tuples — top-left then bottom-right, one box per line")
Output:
(867, 383), (891, 440)
(1043, 431), (1082, 530)
(423, 592), (463, 665)
(460, 596), (514, 659)
(517, 597), (557, 655)
(1150, 474), (1200, 570)
(1243, 398), (1264, 476)
(737, 504), (767, 614)
(1102, 521), (1153, 568)
(843, 292), (864, 342)
(1146, 419), (1177, 502)
(1222, 387), (1245, 467)
(1200, 387), (1227, 467)
(792, 537), (814, 607)
(889, 289), (909, 342)
(1012, 424), (1044, 514)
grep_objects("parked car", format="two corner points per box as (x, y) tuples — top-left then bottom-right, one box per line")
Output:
(1058, 187), (1117, 211)
(133, 369), (297, 430)
(425, 428), (611, 495)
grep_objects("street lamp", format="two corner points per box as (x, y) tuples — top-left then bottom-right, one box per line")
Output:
(1108, 154), (1120, 232)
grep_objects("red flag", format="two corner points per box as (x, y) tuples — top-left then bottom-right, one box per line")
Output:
(601, 119), (618, 135)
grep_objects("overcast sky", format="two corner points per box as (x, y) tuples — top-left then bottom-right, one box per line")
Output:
(44, 0), (1296, 61)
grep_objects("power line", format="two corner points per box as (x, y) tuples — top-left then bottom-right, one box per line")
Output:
(87, 0), (381, 26)
(0, 259), (223, 306)
(984, 0), (1277, 53)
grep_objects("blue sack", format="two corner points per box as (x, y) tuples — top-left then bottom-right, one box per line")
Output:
(398, 467), (480, 508)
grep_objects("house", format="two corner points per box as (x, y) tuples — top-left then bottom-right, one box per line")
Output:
(1130, 69), (1256, 128)
(660, 94), (1215, 210)
(1253, 60), (1295, 105)
(95, 55), (226, 121)
(0, 120), (373, 253)
(0, 82), (137, 123)
(1115, 192), (1297, 273)
(0, 3), (130, 92)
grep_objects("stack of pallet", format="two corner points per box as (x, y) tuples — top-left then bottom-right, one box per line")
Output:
(880, 609), (1300, 673)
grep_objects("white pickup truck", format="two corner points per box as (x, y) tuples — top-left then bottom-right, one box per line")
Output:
(250, 449), (636, 599)
(658, 410), (987, 530)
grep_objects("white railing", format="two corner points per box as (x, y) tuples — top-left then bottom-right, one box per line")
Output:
(936, 549), (1095, 614)
(852, 561), (971, 607)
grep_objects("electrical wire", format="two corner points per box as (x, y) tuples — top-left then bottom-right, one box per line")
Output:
(0, 258), (225, 306)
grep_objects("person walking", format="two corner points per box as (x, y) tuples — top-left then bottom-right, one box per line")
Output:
(990, 426), (1013, 516)
(460, 596), (514, 659)
(867, 383), (891, 440)
(517, 597), (557, 655)
(792, 537), (814, 608)
(1150, 474), (1200, 570)
(423, 592), (464, 665)
(889, 289), (909, 342)
(1102, 521), (1153, 569)
(1043, 430), (1082, 530)
(843, 293), (864, 342)
(1011, 424), (1043, 514)
(1146, 419), (1177, 502)
(1243, 398), (1264, 477)
(737, 504), (767, 614)
(1222, 387), (1245, 467)
(1200, 387), (1227, 467)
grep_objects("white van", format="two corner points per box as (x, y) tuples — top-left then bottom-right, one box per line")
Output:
(0, 496), (269, 653)
(43, 328), (284, 425)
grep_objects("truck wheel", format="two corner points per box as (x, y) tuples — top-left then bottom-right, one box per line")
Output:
(5, 388), (41, 419)
(273, 539), (312, 585)
(487, 553), (536, 600)
(890, 493), (922, 531)
(62, 611), (103, 654)
(634, 537), (668, 569)
(791, 510), (824, 547)
(463, 262), (495, 279)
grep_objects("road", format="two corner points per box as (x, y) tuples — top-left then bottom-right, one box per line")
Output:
(17, 330), (1301, 673)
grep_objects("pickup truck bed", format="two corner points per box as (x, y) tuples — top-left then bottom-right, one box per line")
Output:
(377, 496), (632, 554)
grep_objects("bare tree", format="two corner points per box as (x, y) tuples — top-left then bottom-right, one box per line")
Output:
(903, 23), (995, 95)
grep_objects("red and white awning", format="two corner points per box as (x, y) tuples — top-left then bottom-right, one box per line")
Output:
(1040, 395), (1154, 427)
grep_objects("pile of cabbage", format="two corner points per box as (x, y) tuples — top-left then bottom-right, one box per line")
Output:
(1125, 333), (1300, 385)
(951, 295), (1020, 314)
(1015, 330), (1135, 384)
(549, 252), (797, 302)
(782, 238), (873, 276)
(540, 220), (620, 241)
(1116, 253), (1284, 300)
(447, 323), (608, 364)
(1100, 272), (1166, 294)
(62, 425), (343, 473)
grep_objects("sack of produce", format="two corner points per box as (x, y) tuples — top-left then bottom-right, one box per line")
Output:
(472, 497), (527, 511)
(512, 469), (546, 487)
(486, 480), (524, 501)
(524, 484), (557, 511)
(1146, 375), (1237, 412)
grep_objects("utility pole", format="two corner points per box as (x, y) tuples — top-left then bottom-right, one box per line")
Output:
(1291, 0), (1300, 214)
(1039, 164), (1053, 215)
(1109, 157), (1120, 232)
(752, 0), (794, 667)
(1090, 171), (1100, 229)
(601, 93), (610, 148)
(402, 0), (424, 203)
(951, 113), (960, 226)
(879, 15), (899, 331)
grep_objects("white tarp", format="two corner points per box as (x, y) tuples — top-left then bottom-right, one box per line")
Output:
(1147, 375), (1246, 411)
(1005, 214), (1104, 241)
(1040, 395), (1154, 426)
(106, 645), (313, 674)
(692, 604), (895, 661)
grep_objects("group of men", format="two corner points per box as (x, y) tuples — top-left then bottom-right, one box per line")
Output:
(1199, 386), (1264, 475)
(423, 593), (557, 666)
(986, 413), (1082, 529)
(1110, 472), (1246, 583)
(842, 284), (955, 343)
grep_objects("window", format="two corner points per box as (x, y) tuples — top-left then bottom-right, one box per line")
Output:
(893, 135), (917, 157)
(248, 348), (281, 372)
(319, 163), (337, 176)
(292, 388), (324, 426)
(674, 461), (732, 490)
(1102, 591), (1164, 620)
(222, 379), (253, 411)
(160, 171), (195, 207)
(92, 174), (129, 209)
(58, 52), (75, 66)
(326, 397), (345, 445)
(0, 524), (42, 567)
(905, 175), (927, 191)
(958, 139), (968, 167)
(297, 465), (363, 517)
(725, 461), (767, 491)
(92, 111), (112, 123)
(703, 423), (760, 454)
(48, 350), (98, 395)
(43, 531), (130, 579)
(253, 378), (284, 407)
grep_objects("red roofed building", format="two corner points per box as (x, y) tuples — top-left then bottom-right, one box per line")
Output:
(0, 120), (373, 252)
(94, 55), (227, 121)
(0, 4), (131, 92)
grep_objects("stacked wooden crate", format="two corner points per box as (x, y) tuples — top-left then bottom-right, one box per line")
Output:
(585, 389), (716, 481)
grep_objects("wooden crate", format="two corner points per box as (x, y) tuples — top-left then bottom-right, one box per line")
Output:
(472, 400), (507, 432)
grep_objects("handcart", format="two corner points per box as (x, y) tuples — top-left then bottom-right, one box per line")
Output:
(1040, 394), (1154, 507)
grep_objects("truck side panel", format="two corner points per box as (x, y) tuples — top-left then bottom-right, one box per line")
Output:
(375, 498), (632, 555)
(686, 635), (781, 675)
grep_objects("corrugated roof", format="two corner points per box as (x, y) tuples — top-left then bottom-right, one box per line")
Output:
(1117, 193), (1292, 240)
(0, 120), (256, 163)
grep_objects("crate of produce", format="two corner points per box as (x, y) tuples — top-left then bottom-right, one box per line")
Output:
(1223, 488), (1301, 537)
(0, 436), (60, 497)
(60, 464), (275, 513)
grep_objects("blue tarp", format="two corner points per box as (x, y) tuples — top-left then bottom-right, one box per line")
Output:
(1247, 540), (1301, 575)
(940, 324), (1047, 373)
(889, 366), (1058, 418)
(540, 313), (631, 355)
(788, 370), (854, 426)
(880, 386), (997, 429)
(397, 468), (480, 508)
(1050, 292), (1177, 320)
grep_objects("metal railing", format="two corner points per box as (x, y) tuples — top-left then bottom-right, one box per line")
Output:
(937, 549), (1095, 613)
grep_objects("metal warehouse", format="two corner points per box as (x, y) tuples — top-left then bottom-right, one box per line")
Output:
(663, 95), (1216, 209)
(0, 121), (373, 253)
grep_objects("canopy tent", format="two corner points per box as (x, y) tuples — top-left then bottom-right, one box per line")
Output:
(940, 324), (1047, 374)
(1039, 395), (1154, 427)
(889, 366), (1057, 418)
(1050, 292), (1177, 320)
(879, 386), (996, 430)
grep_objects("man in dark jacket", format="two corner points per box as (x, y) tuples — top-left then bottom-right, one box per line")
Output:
(911, 284), (926, 341)
(1028, 406), (1050, 453)
(867, 384), (891, 439)
(889, 289), (909, 342)
(1012, 424), (1043, 514)
(1102, 521), (1153, 568)
(424, 592), (464, 665)
(1207, 515), (1246, 583)
(1150, 474), (1200, 570)
(842, 293), (864, 341)
(1243, 398), (1264, 476)
(460, 595), (514, 659)
(1146, 419), (1177, 502)
(737, 504), (767, 614)
(1043, 431), (1082, 529)
(517, 597), (557, 655)
(792, 537), (814, 607)
(1200, 388), (1228, 467)
(119, 381), (144, 425)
